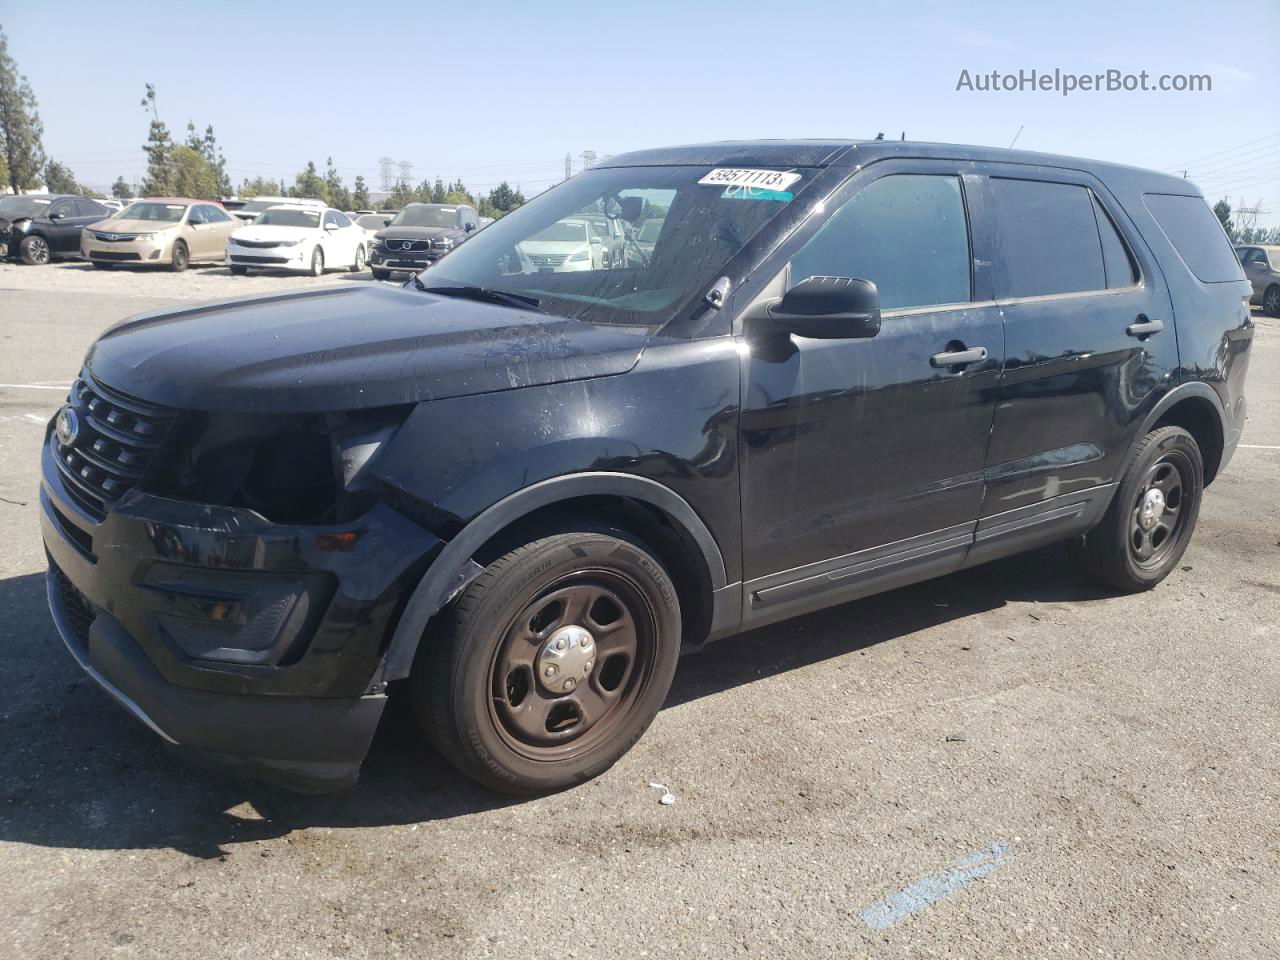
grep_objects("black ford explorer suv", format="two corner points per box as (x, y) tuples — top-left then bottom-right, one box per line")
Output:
(41, 141), (1254, 795)
(368, 201), (479, 280)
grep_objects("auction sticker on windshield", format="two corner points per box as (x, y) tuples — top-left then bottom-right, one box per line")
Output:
(697, 168), (803, 192)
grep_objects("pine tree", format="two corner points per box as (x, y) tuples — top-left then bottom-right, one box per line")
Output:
(139, 85), (174, 195)
(111, 176), (131, 199)
(0, 28), (47, 193)
(352, 175), (370, 209)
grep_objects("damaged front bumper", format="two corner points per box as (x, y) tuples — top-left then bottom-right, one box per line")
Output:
(40, 435), (442, 791)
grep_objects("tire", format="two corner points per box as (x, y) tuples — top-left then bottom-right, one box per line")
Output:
(350, 245), (366, 273)
(1073, 426), (1203, 592)
(309, 247), (324, 277)
(20, 234), (51, 266)
(371, 268), (391, 281)
(412, 522), (682, 795)
(91, 261), (114, 270)
(1263, 284), (1280, 317)
(169, 241), (189, 273)
(228, 264), (248, 276)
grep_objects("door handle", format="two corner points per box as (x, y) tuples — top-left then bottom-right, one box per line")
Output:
(930, 346), (988, 368)
(1126, 315), (1164, 338)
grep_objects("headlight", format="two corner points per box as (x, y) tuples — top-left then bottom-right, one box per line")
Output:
(136, 232), (157, 241)
(279, 238), (304, 247)
(433, 237), (454, 249)
(569, 250), (589, 261)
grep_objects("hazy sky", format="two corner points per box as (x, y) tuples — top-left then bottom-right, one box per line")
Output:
(3, 0), (1277, 224)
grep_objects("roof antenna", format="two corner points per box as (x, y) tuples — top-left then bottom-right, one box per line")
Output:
(874, 132), (884, 140)
(1008, 125), (1024, 149)
(900, 131), (905, 141)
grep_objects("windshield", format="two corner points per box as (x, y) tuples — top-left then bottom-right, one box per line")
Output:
(256, 208), (321, 228)
(416, 164), (807, 327)
(356, 214), (390, 229)
(0, 196), (53, 219)
(119, 202), (186, 222)
(391, 205), (458, 228)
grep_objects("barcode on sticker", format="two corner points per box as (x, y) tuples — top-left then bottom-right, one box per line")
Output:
(697, 168), (802, 192)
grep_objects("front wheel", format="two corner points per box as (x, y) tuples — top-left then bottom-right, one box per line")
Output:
(169, 240), (189, 272)
(412, 523), (681, 795)
(371, 267), (390, 281)
(228, 264), (248, 276)
(1263, 284), (1280, 317)
(1072, 426), (1203, 592)
(91, 261), (114, 270)
(309, 246), (324, 277)
(350, 245), (366, 272)
(20, 234), (50, 265)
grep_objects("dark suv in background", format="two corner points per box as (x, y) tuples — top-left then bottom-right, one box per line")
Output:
(41, 140), (1253, 795)
(1, 194), (111, 265)
(369, 201), (479, 279)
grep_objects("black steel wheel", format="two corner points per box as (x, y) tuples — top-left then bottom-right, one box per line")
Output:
(412, 522), (681, 794)
(1073, 426), (1203, 592)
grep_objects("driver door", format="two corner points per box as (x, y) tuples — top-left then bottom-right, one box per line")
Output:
(738, 166), (1004, 627)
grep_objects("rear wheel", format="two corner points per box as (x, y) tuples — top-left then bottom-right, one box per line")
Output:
(20, 234), (50, 265)
(91, 261), (114, 270)
(228, 264), (248, 276)
(169, 240), (189, 273)
(412, 523), (681, 795)
(1264, 284), (1280, 317)
(1073, 426), (1203, 592)
(309, 246), (324, 277)
(371, 268), (390, 281)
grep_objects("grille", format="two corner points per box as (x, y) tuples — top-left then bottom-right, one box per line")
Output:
(230, 254), (289, 264)
(90, 251), (142, 262)
(233, 238), (285, 249)
(94, 232), (138, 242)
(384, 239), (430, 252)
(50, 561), (95, 648)
(528, 254), (568, 267)
(53, 373), (177, 520)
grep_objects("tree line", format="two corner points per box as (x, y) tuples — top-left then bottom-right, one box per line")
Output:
(1213, 199), (1280, 245)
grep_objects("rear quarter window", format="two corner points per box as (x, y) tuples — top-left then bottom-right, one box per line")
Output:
(1144, 194), (1245, 283)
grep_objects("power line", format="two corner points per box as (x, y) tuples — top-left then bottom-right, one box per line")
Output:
(1164, 131), (1280, 172)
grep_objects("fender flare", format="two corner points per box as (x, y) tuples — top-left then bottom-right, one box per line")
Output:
(1138, 380), (1227, 438)
(376, 472), (728, 682)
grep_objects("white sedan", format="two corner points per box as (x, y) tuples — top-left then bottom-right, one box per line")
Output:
(225, 206), (367, 276)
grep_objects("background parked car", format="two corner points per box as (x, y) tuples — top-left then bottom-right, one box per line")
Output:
(1, 194), (111, 265)
(229, 195), (326, 223)
(81, 198), (239, 271)
(353, 212), (392, 253)
(515, 218), (602, 272)
(226, 205), (366, 276)
(1236, 244), (1280, 315)
(369, 202), (479, 279)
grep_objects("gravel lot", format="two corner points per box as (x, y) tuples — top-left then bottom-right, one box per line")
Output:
(1, 262), (1277, 959)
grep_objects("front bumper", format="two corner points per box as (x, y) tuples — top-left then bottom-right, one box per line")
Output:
(81, 233), (172, 264)
(226, 243), (310, 272)
(40, 433), (442, 791)
(369, 247), (443, 272)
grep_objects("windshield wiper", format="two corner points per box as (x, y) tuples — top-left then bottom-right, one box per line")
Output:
(413, 278), (546, 313)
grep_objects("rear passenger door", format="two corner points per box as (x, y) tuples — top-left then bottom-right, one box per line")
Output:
(975, 170), (1177, 555)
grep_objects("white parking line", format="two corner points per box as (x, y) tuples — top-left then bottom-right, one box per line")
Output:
(0, 383), (70, 391)
(1238, 444), (1280, 450)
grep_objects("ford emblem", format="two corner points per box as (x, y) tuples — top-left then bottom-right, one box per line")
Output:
(55, 405), (80, 447)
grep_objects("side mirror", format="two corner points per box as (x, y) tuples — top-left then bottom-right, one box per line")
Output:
(464, 222), (475, 232)
(750, 276), (881, 340)
(324, 222), (339, 231)
(49, 211), (65, 221)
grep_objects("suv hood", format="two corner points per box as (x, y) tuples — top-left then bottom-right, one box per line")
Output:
(85, 284), (649, 413)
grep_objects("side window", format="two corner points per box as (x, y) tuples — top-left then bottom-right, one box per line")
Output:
(187, 206), (207, 225)
(990, 179), (1105, 298)
(322, 211), (338, 228)
(49, 200), (73, 220)
(1091, 195), (1138, 288)
(203, 205), (230, 223)
(76, 198), (106, 218)
(330, 211), (352, 228)
(789, 174), (971, 310)
(1144, 193), (1245, 283)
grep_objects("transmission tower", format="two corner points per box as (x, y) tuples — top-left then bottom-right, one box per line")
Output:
(579, 150), (597, 170)
(565, 152), (573, 180)
(379, 157), (394, 192)
(398, 160), (414, 187)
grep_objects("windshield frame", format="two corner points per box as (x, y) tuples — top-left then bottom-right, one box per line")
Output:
(390, 204), (461, 229)
(415, 163), (832, 335)
(0, 196), (54, 220)
(118, 201), (188, 223)
(254, 208), (323, 228)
